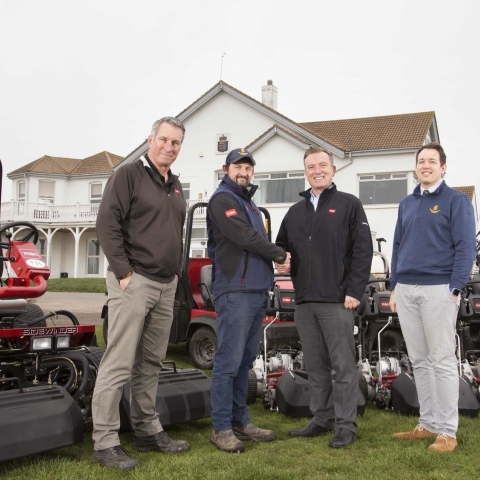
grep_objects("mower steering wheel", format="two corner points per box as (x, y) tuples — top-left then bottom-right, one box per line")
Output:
(0, 221), (39, 247)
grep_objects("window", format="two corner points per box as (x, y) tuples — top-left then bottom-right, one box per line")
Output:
(38, 180), (55, 204)
(255, 172), (305, 204)
(359, 173), (408, 205)
(90, 183), (102, 204)
(87, 239), (100, 275)
(191, 248), (208, 257)
(36, 239), (46, 256)
(192, 227), (207, 239)
(18, 182), (26, 201)
(182, 183), (190, 201)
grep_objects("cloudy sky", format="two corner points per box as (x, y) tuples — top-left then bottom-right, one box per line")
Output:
(1, 0), (479, 202)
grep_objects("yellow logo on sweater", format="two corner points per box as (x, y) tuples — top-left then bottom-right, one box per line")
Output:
(430, 205), (440, 214)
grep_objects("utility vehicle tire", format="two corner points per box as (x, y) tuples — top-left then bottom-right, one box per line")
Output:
(245, 369), (258, 405)
(379, 330), (405, 354)
(14, 303), (46, 327)
(84, 346), (105, 365)
(189, 326), (217, 370)
(358, 372), (368, 403)
(102, 313), (108, 346)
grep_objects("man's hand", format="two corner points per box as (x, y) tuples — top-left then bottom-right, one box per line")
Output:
(389, 290), (396, 313)
(119, 271), (132, 291)
(344, 295), (360, 310)
(275, 252), (291, 274)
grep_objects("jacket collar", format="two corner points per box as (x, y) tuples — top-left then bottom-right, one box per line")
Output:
(140, 155), (177, 184)
(299, 183), (337, 200)
(221, 174), (258, 200)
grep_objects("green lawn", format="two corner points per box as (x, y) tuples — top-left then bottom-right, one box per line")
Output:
(46, 278), (107, 293)
(0, 327), (478, 479)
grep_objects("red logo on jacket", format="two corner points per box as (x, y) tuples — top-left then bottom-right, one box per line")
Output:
(175, 189), (180, 194)
(225, 209), (237, 217)
(329, 209), (336, 213)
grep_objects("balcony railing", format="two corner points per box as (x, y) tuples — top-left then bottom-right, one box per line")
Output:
(0, 199), (208, 224)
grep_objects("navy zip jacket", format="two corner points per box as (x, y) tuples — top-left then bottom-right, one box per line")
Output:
(207, 175), (286, 300)
(390, 181), (476, 291)
(276, 184), (373, 304)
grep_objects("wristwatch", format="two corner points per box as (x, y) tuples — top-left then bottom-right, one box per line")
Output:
(451, 288), (461, 297)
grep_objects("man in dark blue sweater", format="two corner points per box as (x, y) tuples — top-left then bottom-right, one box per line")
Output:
(389, 142), (476, 452)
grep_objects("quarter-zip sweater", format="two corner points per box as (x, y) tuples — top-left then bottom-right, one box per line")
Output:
(390, 181), (476, 291)
(276, 184), (373, 304)
(207, 175), (286, 300)
(96, 156), (186, 283)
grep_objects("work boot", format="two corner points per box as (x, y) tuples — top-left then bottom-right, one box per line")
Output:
(392, 424), (436, 440)
(92, 445), (138, 470)
(232, 423), (276, 442)
(134, 431), (190, 454)
(428, 433), (457, 452)
(210, 429), (244, 453)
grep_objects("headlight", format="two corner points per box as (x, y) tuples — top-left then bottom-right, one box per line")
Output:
(32, 336), (52, 351)
(56, 336), (70, 349)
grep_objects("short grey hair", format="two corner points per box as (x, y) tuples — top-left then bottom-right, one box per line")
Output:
(150, 117), (185, 140)
(303, 146), (334, 166)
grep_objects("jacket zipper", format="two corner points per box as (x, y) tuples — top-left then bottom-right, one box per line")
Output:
(241, 251), (250, 286)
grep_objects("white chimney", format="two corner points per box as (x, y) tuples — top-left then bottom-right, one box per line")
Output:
(262, 79), (278, 110)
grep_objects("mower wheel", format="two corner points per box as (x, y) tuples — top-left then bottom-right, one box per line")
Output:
(14, 303), (46, 327)
(358, 372), (368, 403)
(380, 329), (405, 353)
(246, 369), (258, 405)
(461, 326), (474, 354)
(84, 346), (105, 366)
(189, 326), (217, 370)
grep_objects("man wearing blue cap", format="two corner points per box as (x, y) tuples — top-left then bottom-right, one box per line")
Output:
(207, 148), (289, 453)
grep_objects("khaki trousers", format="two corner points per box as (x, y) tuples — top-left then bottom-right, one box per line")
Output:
(92, 271), (177, 450)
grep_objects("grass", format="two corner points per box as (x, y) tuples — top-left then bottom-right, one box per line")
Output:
(46, 278), (107, 293)
(1, 328), (479, 479)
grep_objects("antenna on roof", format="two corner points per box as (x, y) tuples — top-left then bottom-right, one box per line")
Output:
(220, 52), (226, 81)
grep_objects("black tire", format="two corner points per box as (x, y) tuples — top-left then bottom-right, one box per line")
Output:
(358, 372), (368, 403)
(84, 346), (105, 365)
(379, 329), (405, 354)
(14, 303), (46, 327)
(102, 313), (108, 346)
(245, 368), (258, 405)
(461, 325), (474, 354)
(189, 326), (217, 370)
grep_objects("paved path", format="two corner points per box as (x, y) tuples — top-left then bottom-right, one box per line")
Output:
(30, 291), (107, 325)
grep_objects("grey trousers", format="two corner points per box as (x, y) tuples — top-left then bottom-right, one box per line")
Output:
(395, 283), (459, 438)
(295, 302), (357, 433)
(92, 271), (178, 450)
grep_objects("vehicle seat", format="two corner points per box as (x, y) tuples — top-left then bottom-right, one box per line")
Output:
(200, 265), (214, 308)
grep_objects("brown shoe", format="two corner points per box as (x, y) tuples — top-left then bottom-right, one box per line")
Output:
(232, 423), (276, 442)
(210, 430), (244, 453)
(392, 424), (436, 440)
(428, 433), (457, 452)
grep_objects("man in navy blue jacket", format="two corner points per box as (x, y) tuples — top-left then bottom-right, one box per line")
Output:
(389, 142), (476, 452)
(207, 148), (288, 453)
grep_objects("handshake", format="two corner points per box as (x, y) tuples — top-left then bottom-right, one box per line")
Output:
(275, 251), (291, 274)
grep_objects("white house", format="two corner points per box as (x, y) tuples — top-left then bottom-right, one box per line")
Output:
(2, 80), (476, 278)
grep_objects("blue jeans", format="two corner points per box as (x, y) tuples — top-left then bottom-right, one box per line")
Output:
(211, 291), (267, 431)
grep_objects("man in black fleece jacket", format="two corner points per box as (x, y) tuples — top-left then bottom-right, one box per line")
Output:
(276, 146), (372, 448)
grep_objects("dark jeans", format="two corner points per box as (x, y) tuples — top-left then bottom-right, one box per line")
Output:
(210, 291), (267, 431)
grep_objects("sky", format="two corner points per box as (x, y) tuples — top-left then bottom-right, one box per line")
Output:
(1, 0), (479, 202)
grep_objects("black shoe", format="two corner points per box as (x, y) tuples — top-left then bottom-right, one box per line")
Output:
(329, 428), (356, 448)
(288, 420), (334, 437)
(134, 431), (190, 454)
(92, 445), (138, 470)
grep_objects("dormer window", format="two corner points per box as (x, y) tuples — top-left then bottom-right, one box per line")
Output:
(18, 181), (26, 202)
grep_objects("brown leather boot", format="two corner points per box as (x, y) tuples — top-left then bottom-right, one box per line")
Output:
(392, 424), (436, 440)
(428, 433), (457, 452)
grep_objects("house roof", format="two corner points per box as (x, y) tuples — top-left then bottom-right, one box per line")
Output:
(453, 186), (475, 202)
(299, 112), (436, 152)
(8, 151), (123, 177)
